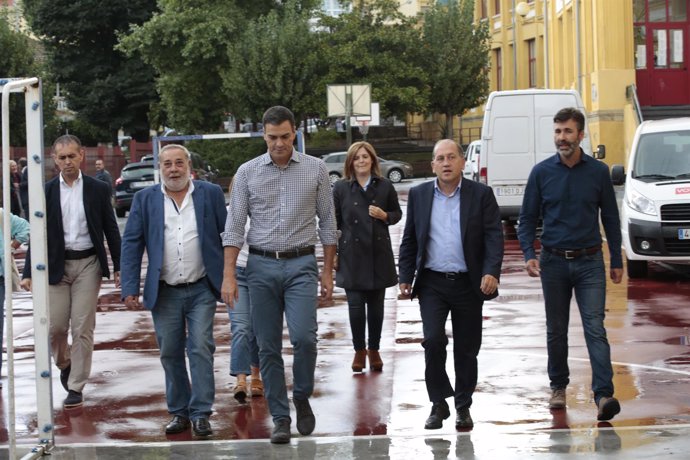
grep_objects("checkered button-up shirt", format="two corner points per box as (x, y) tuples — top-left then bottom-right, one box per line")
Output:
(222, 150), (337, 251)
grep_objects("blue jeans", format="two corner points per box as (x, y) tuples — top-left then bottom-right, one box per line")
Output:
(151, 278), (217, 420)
(246, 253), (319, 422)
(539, 250), (614, 404)
(228, 267), (259, 375)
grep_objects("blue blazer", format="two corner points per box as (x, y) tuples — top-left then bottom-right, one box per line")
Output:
(23, 174), (121, 284)
(398, 178), (504, 300)
(120, 181), (227, 310)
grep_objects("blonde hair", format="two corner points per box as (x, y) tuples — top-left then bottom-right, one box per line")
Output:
(344, 141), (381, 180)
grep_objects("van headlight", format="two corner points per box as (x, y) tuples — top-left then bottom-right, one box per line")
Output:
(626, 189), (657, 216)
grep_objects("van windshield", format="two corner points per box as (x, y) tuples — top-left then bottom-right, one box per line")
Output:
(633, 130), (690, 182)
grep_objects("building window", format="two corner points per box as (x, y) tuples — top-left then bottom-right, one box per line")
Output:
(495, 48), (503, 91)
(494, 0), (501, 15)
(528, 39), (537, 87)
(481, 0), (488, 18)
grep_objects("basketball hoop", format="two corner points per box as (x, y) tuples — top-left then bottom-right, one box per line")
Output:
(358, 120), (370, 136)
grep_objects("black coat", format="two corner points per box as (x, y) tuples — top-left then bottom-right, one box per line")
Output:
(333, 176), (402, 290)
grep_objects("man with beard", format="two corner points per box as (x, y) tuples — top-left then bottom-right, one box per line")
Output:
(121, 144), (227, 437)
(517, 107), (623, 421)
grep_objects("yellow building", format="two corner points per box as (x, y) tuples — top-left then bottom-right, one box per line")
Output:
(408, 0), (690, 167)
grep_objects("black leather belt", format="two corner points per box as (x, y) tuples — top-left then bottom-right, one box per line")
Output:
(424, 268), (469, 280)
(542, 245), (601, 260)
(249, 246), (315, 259)
(65, 248), (96, 260)
(160, 276), (207, 289)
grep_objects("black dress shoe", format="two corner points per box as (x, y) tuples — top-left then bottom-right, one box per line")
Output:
(63, 390), (83, 408)
(165, 415), (190, 434)
(60, 365), (71, 392)
(424, 400), (450, 429)
(294, 397), (315, 435)
(192, 417), (213, 437)
(456, 407), (474, 429)
(271, 418), (291, 444)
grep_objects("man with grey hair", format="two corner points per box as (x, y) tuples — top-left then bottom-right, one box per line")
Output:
(21, 134), (121, 409)
(121, 144), (227, 437)
(399, 138), (503, 430)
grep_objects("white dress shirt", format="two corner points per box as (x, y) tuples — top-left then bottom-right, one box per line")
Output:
(60, 171), (93, 250)
(160, 181), (206, 285)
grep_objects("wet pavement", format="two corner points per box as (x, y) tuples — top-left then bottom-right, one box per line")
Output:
(2, 178), (690, 459)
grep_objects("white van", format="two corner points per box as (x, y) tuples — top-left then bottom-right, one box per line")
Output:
(611, 117), (690, 278)
(463, 140), (481, 181)
(478, 89), (604, 221)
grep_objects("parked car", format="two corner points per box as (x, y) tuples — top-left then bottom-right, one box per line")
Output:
(611, 117), (690, 278)
(114, 161), (155, 217)
(463, 140), (481, 181)
(321, 151), (414, 185)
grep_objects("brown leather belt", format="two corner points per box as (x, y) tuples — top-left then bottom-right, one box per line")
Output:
(542, 245), (601, 260)
(249, 246), (315, 260)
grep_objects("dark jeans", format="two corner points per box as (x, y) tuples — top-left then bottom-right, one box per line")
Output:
(539, 250), (614, 404)
(345, 288), (385, 351)
(417, 271), (483, 410)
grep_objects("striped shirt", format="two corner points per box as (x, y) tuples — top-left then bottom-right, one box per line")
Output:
(222, 150), (337, 251)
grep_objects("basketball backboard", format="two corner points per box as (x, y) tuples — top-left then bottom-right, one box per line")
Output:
(327, 84), (371, 117)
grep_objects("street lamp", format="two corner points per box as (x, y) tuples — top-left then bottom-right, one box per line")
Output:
(512, 1), (531, 89)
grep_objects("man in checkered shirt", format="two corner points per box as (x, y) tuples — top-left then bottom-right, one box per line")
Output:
(221, 106), (337, 444)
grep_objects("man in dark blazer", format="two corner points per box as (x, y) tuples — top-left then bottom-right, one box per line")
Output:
(121, 144), (226, 438)
(21, 134), (121, 409)
(399, 139), (504, 430)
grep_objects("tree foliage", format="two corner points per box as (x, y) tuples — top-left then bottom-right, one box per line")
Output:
(317, 0), (428, 119)
(422, 0), (491, 138)
(23, 0), (159, 143)
(120, 0), (280, 134)
(221, 0), (323, 125)
(0, 15), (57, 145)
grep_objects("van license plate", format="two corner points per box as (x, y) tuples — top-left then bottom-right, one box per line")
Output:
(679, 229), (690, 240)
(495, 186), (525, 196)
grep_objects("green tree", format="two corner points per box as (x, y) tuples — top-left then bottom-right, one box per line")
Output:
(120, 0), (278, 134)
(422, 0), (491, 138)
(23, 0), (159, 143)
(0, 15), (57, 146)
(317, 0), (428, 119)
(221, 0), (324, 126)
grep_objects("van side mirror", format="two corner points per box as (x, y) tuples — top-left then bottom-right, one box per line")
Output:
(595, 144), (606, 159)
(611, 165), (625, 185)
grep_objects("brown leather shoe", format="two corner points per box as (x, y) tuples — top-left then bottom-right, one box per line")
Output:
(352, 349), (367, 372)
(250, 377), (264, 397)
(368, 349), (383, 371)
(233, 375), (248, 401)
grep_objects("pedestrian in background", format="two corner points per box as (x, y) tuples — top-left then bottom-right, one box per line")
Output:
(9, 160), (22, 216)
(222, 105), (337, 444)
(399, 139), (504, 430)
(94, 159), (114, 196)
(21, 134), (121, 409)
(121, 144), (226, 438)
(332, 141), (401, 373)
(517, 107), (623, 421)
(0, 207), (29, 387)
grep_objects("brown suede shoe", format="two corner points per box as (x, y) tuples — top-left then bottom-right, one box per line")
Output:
(368, 349), (383, 371)
(352, 349), (367, 372)
(250, 377), (264, 397)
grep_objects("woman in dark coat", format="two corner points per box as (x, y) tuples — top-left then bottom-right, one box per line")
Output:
(333, 142), (402, 372)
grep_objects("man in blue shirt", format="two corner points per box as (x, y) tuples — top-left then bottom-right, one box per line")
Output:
(399, 139), (503, 430)
(517, 107), (623, 421)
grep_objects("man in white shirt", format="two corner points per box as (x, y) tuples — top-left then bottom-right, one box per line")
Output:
(121, 144), (227, 438)
(21, 135), (121, 409)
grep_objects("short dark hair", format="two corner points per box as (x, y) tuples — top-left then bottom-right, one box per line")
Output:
(53, 134), (82, 150)
(263, 106), (295, 129)
(553, 107), (585, 132)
